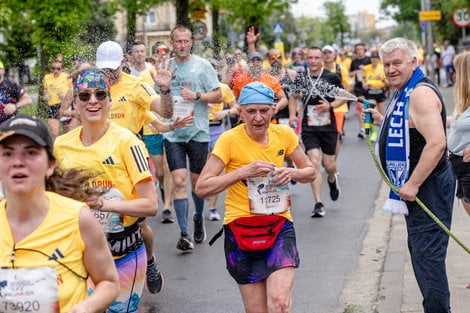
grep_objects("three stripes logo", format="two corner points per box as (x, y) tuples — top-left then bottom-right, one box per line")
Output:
(130, 145), (149, 173)
(102, 156), (115, 165)
(48, 248), (64, 261)
(118, 96), (127, 102)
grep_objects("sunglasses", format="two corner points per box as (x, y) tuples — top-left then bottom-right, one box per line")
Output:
(156, 47), (169, 54)
(52, 67), (61, 70)
(78, 90), (108, 101)
(269, 54), (282, 60)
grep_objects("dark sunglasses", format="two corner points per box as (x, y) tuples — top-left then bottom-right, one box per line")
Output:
(52, 67), (61, 70)
(78, 90), (108, 101)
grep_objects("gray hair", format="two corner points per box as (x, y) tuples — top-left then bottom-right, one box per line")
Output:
(379, 38), (418, 61)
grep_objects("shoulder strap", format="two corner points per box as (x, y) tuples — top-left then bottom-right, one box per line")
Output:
(208, 227), (224, 246)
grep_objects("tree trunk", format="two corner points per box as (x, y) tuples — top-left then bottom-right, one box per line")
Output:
(127, 9), (137, 47)
(37, 42), (48, 117)
(212, 6), (220, 58)
(176, 0), (190, 26)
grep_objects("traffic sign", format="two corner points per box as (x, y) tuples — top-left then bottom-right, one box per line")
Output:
(452, 8), (470, 28)
(419, 10), (441, 21)
(273, 24), (284, 35)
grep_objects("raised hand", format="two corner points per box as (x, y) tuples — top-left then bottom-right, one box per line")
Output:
(152, 60), (176, 89)
(246, 26), (260, 45)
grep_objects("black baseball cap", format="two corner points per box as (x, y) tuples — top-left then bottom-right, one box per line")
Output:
(0, 114), (54, 157)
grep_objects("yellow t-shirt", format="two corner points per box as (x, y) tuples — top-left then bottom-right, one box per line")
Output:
(54, 122), (153, 227)
(108, 72), (159, 135)
(326, 63), (351, 113)
(208, 83), (236, 121)
(212, 124), (298, 224)
(0, 192), (88, 313)
(336, 56), (352, 72)
(43, 72), (72, 106)
(363, 64), (386, 89)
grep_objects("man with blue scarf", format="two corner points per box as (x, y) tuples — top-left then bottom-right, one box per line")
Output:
(365, 38), (455, 313)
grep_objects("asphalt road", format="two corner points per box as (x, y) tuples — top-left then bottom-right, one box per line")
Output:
(140, 111), (383, 313)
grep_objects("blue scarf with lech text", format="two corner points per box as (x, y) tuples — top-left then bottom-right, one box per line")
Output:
(378, 67), (425, 215)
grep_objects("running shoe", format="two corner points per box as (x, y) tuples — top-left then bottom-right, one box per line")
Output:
(176, 235), (194, 252)
(208, 209), (221, 221)
(193, 218), (206, 243)
(311, 202), (326, 218)
(146, 254), (164, 293)
(161, 209), (174, 224)
(357, 129), (366, 139)
(328, 173), (341, 201)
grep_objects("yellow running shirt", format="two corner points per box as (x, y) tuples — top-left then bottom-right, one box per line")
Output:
(54, 122), (153, 227)
(108, 72), (159, 134)
(43, 72), (72, 106)
(212, 123), (298, 224)
(0, 192), (88, 313)
(362, 64), (386, 89)
(208, 83), (236, 121)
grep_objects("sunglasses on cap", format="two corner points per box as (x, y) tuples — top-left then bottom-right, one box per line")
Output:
(78, 90), (108, 101)
(269, 54), (282, 60)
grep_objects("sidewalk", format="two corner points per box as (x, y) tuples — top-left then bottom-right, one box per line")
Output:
(376, 198), (470, 313)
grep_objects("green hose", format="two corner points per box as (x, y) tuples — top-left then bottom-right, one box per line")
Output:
(365, 135), (470, 254)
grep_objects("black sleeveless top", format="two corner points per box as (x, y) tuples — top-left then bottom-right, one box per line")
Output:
(378, 77), (447, 175)
(274, 70), (295, 119)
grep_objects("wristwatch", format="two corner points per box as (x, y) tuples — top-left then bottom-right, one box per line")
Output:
(195, 92), (201, 100)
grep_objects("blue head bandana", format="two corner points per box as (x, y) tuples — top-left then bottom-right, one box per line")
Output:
(239, 82), (275, 106)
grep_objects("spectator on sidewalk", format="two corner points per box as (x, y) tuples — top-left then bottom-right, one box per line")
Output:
(365, 38), (455, 313)
(448, 51), (470, 221)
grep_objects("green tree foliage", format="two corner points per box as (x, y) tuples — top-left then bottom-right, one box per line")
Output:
(380, 0), (468, 44)
(322, 0), (351, 47)
(79, 0), (117, 49)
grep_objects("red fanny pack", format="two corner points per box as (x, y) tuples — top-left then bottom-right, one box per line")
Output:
(228, 215), (286, 251)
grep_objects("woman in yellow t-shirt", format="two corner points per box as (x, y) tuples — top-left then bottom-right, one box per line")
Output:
(54, 69), (158, 313)
(196, 82), (315, 313)
(0, 114), (118, 313)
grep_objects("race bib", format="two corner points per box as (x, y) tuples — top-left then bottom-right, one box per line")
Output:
(247, 175), (290, 215)
(0, 267), (59, 313)
(92, 188), (124, 229)
(307, 105), (330, 126)
(172, 95), (194, 120)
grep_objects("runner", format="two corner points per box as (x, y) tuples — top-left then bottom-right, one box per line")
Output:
(95, 40), (175, 293)
(165, 25), (222, 252)
(292, 47), (345, 217)
(196, 82), (315, 313)
(0, 114), (119, 313)
(43, 60), (72, 139)
(349, 43), (371, 138)
(0, 61), (32, 123)
(362, 51), (389, 142)
(54, 69), (160, 312)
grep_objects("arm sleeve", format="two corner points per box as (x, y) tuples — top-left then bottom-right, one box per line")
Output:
(211, 131), (231, 165)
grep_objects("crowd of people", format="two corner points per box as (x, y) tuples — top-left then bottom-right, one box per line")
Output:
(0, 24), (469, 313)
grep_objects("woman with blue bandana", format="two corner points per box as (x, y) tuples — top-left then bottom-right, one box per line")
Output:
(365, 38), (455, 313)
(196, 82), (316, 312)
(54, 68), (157, 313)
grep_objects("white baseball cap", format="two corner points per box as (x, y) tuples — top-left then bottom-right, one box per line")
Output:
(322, 45), (335, 53)
(96, 41), (123, 70)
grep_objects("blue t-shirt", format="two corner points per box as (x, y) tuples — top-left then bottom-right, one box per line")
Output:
(164, 55), (220, 143)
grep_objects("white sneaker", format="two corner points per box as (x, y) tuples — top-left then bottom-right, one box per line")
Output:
(208, 209), (221, 221)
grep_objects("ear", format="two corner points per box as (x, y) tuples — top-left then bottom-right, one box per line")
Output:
(46, 160), (56, 179)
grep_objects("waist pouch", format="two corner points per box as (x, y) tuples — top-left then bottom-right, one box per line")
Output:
(107, 222), (143, 257)
(228, 215), (286, 251)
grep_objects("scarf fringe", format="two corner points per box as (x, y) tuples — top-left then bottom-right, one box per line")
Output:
(383, 198), (409, 215)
